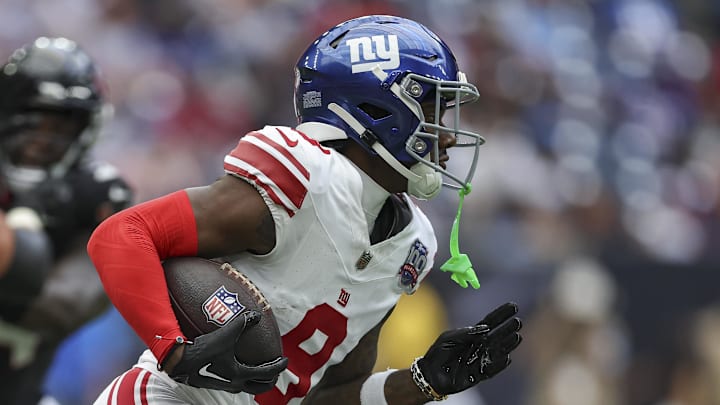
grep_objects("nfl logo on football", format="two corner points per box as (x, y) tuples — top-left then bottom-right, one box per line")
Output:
(202, 286), (246, 326)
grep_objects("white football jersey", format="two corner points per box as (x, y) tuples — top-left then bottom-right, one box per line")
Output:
(223, 122), (437, 404)
(101, 123), (438, 405)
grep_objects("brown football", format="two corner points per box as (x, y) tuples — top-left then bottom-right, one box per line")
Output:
(162, 257), (283, 366)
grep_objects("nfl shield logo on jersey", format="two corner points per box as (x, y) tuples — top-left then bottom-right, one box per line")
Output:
(397, 239), (428, 294)
(202, 286), (246, 326)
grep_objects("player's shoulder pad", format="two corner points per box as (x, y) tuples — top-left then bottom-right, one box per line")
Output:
(75, 160), (124, 184)
(72, 160), (134, 210)
(223, 126), (333, 217)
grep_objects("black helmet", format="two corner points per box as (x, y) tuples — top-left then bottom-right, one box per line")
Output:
(0, 37), (109, 192)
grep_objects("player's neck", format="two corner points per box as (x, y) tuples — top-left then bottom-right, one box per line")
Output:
(357, 169), (390, 234)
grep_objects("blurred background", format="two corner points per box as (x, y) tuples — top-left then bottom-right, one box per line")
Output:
(2, 0), (719, 404)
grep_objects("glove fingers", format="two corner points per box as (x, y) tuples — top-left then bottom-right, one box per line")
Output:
(243, 378), (280, 395)
(498, 331), (523, 353)
(208, 310), (261, 341)
(487, 317), (522, 341)
(434, 325), (488, 347)
(191, 310), (261, 358)
(478, 302), (518, 329)
(465, 324), (491, 337)
(234, 356), (289, 381)
(226, 310), (261, 342)
(242, 310), (262, 328)
(492, 356), (512, 376)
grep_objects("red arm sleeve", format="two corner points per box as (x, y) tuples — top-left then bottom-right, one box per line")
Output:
(87, 190), (198, 363)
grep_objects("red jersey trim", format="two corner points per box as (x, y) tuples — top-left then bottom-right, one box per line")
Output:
(116, 368), (147, 405)
(225, 134), (308, 213)
(223, 164), (296, 217)
(251, 130), (310, 180)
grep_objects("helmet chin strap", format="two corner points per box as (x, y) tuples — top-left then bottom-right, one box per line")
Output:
(327, 103), (441, 199)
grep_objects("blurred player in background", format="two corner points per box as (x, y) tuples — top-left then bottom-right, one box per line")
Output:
(88, 15), (522, 404)
(0, 37), (133, 404)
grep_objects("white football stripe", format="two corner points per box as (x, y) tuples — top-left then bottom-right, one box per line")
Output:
(134, 369), (148, 404)
(110, 373), (123, 405)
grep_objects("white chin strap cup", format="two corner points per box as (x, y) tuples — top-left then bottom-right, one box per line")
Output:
(408, 163), (442, 200)
(327, 103), (442, 200)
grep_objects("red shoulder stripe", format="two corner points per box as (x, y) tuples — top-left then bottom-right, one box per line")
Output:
(226, 140), (307, 211)
(223, 163), (296, 217)
(251, 130), (309, 180)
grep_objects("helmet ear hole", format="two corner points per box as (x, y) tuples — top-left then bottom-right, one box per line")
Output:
(297, 67), (314, 84)
(358, 103), (391, 120)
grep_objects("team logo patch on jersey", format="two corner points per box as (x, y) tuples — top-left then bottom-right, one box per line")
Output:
(346, 34), (400, 73)
(337, 288), (351, 307)
(203, 286), (245, 327)
(397, 239), (428, 294)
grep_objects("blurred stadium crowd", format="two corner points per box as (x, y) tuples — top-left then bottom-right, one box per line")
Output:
(2, 0), (720, 404)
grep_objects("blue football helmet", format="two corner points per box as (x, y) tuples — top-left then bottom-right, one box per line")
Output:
(0, 37), (110, 192)
(294, 15), (483, 199)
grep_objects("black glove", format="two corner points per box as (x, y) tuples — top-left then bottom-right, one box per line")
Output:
(415, 302), (522, 398)
(168, 310), (289, 394)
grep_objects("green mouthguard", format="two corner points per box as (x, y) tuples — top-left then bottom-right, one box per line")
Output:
(439, 184), (480, 289)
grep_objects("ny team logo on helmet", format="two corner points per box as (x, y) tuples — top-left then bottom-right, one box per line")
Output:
(294, 15), (484, 199)
(347, 35), (400, 73)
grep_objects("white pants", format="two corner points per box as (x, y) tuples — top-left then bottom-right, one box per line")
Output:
(93, 350), (254, 405)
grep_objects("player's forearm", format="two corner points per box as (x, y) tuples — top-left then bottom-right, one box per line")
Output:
(87, 190), (198, 362)
(304, 369), (428, 405)
(301, 376), (364, 404)
(385, 369), (434, 404)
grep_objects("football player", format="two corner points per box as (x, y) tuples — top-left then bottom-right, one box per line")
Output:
(0, 37), (133, 404)
(88, 15), (522, 405)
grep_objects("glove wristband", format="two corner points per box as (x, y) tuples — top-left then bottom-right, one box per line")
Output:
(410, 358), (448, 401)
(155, 335), (191, 371)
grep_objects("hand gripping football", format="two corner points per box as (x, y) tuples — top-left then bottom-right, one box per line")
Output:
(162, 257), (283, 366)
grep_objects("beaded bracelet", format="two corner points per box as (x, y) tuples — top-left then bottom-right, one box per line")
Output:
(410, 358), (448, 401)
